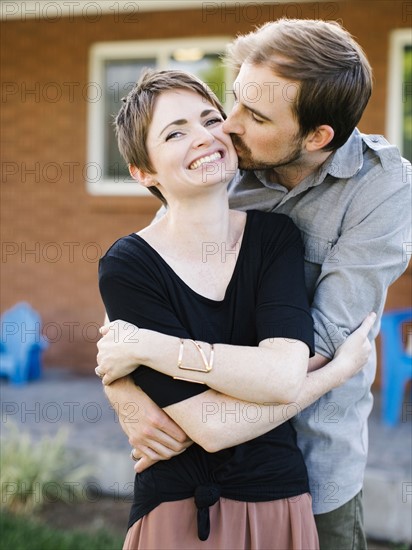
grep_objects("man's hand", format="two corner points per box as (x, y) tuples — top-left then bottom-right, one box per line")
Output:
(104, 376), (192, 472)
(331, 312), (376, 386)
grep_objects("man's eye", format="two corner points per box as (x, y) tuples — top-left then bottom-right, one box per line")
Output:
(251, 113), (264, 124)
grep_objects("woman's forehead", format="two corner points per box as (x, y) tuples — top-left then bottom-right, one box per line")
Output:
(151, 90), (217, 123)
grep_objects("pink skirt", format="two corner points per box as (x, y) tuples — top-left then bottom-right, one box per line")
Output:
(123, 494), (319, 550)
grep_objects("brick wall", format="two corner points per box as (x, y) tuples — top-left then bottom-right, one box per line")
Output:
(1, 1), (411, 375)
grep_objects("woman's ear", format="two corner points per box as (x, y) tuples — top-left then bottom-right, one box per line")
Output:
(305, 125), (334, 152)
(128, 165), (158, 187)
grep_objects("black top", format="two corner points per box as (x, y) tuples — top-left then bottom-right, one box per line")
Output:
(99, 210), (314, 541)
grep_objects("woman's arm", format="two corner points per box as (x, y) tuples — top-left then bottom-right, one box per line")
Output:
(98, 324), (309, 404)
(163, 313), (375, 453)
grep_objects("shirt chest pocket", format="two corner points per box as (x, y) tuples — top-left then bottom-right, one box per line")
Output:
(302, 233), (339, 265)
(301, 233), (339, 299)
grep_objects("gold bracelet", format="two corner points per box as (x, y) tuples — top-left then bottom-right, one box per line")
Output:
(173, 338), (214, 382)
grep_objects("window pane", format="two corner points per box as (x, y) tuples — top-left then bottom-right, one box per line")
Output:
(104, 59), (156, 180)
(168, 53), (227, 105)
(403, 45), (412, 162)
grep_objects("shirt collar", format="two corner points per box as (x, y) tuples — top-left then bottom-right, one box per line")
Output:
(325, 128), (364, 179)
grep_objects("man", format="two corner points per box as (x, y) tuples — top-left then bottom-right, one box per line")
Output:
(102, 19), (411, 549)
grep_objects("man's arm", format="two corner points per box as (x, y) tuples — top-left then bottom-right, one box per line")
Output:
(308, 353), (329, 372)
(104, 315), (374, 471)
(312, 161), (411, 357)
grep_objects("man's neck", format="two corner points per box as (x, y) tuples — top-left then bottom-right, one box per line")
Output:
(269, 150), (333, 191)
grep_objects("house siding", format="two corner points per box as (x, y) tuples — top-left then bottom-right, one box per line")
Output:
(1, 1), (411, 377)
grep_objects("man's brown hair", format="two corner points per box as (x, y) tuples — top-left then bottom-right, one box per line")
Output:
(226, 18), (373, 151)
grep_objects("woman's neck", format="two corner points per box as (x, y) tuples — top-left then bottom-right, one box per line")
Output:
(160, 190), (236, 249)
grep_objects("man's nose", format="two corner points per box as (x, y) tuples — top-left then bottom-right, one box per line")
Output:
(222, 107), (243, 135)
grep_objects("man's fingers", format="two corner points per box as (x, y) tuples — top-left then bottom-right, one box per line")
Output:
(359, 312), (376, 335)
(151, 431), (190, 452)
(99, 323), (112, 336)
(134, 456), (155, 473)
(162, 423), (190, 444)
(153, 412), (190, 443)
(133, 447), (189, 474)
(136, 444), (165, 461)
(128, 425), (191, 454)
(102, 373), (114, 386)
(134, 440), (177, 459)
(95, 367), (104, 379)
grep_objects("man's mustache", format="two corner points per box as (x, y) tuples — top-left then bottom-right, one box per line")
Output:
(229, 134), (245, 150)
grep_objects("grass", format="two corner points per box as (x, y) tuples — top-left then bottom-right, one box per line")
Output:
(0, 511), (124, 550)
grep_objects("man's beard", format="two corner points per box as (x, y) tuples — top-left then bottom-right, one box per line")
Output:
(231, 134), (304, 171)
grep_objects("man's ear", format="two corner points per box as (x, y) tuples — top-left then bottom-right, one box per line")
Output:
(128, 165), (158, 187)
(305, 125), (334, 152)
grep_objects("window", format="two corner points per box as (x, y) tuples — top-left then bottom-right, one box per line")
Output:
(87, 38), (233, 195)
(386, 29), (412, 162)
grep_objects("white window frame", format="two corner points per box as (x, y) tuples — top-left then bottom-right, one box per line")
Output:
(386, 29), (411, 156)
(87, 37), (233, 196)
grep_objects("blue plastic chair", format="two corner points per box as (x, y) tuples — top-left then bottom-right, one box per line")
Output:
(0, 302), (48, 384)
(380, 308), (412, 426)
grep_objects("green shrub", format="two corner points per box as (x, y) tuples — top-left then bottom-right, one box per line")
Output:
(1, 423), (92, 514)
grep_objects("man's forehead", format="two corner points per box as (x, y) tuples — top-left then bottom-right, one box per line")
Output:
(236, 62), (281, 84)
(233, 64), (298, 106)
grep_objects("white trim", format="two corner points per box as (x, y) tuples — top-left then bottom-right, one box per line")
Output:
(386, 29), (411, 153)
(87, 37), (232, 196)
(0, 0), (320, 20)
(89, 36), (234, 60)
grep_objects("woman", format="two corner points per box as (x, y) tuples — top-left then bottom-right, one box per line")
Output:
(97, 69), (374, 550)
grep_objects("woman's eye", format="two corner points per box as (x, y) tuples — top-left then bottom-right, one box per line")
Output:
(165, 131), (184, 141)
(205, 117), (223, 127)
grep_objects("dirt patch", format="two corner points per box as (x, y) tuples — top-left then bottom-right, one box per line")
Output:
(37, 497), (132, 536)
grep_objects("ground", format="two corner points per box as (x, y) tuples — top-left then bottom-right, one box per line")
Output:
(37, 496), (131, 536)
(36, 497), (402, 550)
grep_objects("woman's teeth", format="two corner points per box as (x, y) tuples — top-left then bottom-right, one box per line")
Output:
(189, 151), (222, 170)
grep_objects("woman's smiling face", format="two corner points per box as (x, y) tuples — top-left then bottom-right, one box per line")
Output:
(139, 89), (238, 201)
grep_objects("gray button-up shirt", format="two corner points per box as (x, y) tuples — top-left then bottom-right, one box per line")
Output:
(228, 128), (411, 513)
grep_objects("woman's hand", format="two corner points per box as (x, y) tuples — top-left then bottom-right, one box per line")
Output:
(96, 320), (143, 385)
(331, 312), (376, 387)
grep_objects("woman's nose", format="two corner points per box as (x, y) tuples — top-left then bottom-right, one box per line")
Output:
(192, 125), (215, 148)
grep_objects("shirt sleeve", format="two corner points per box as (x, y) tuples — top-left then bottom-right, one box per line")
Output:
(99, 251), (209, 408)
(312, 157), (411, 358)
(255, 214), (315, 355)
